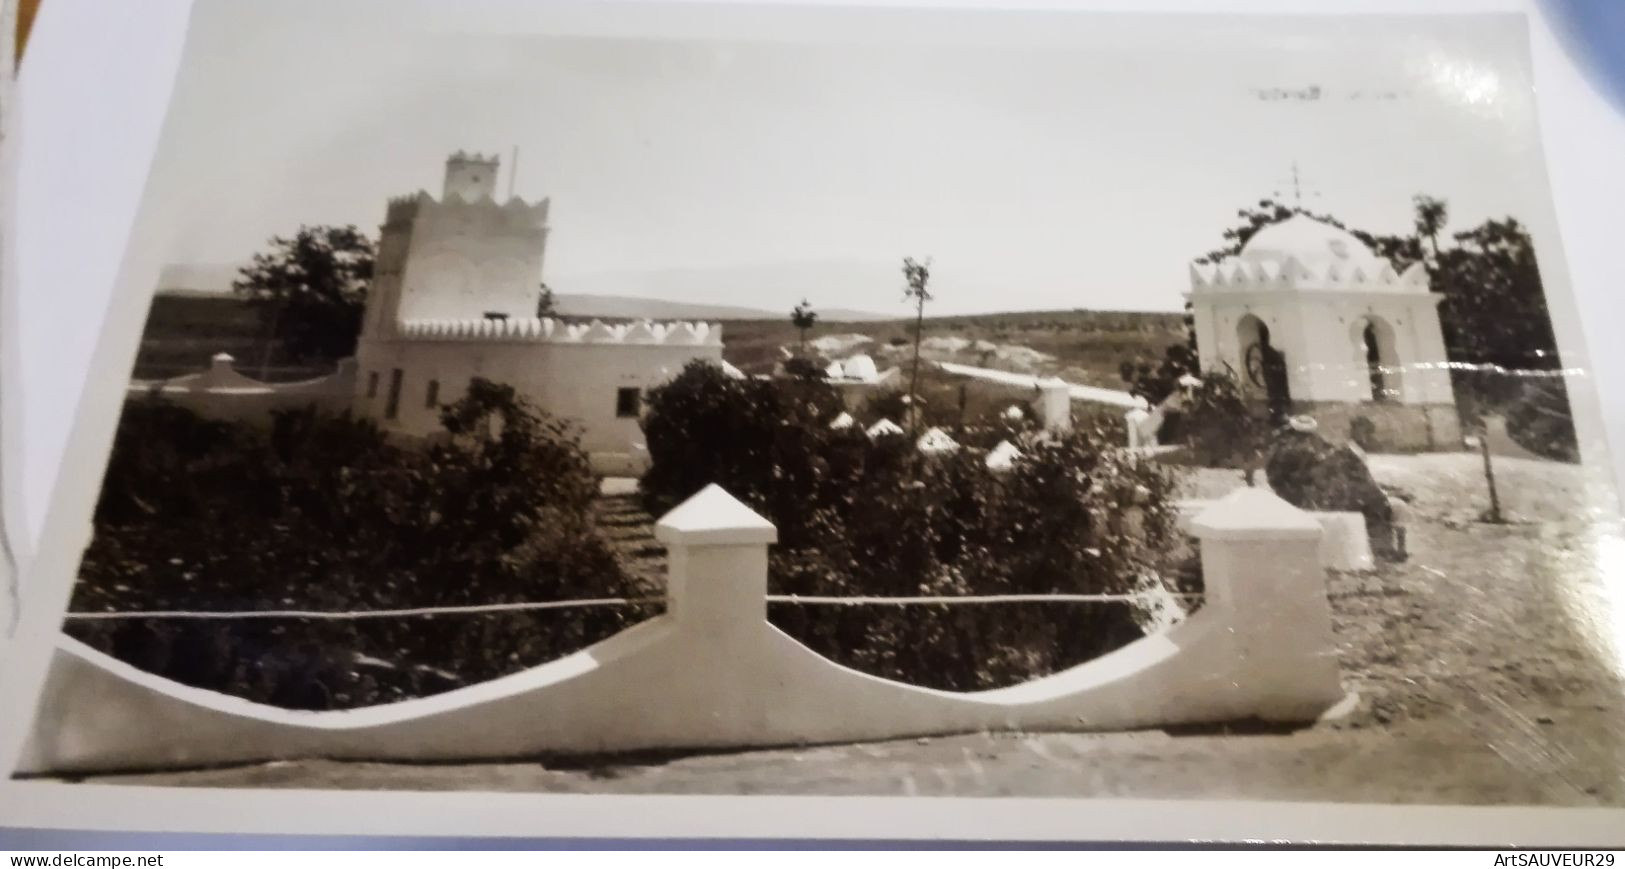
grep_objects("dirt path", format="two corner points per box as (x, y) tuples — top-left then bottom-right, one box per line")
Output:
(74, 456), (1625, 805)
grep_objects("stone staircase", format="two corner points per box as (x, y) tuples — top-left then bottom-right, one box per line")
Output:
(593, 489), (668, 592)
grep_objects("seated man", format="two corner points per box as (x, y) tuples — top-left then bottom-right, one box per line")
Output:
(1264, 415), (1405, 562)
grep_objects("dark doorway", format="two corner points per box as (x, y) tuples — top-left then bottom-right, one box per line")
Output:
(384, 368), (404, 420)
(1363, 322), (1384, 401)
(1241, 316), (1291, 424)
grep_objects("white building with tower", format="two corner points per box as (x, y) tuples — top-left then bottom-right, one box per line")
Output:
(353, 152), (725, 471)
(1187, 213), (1462, 451)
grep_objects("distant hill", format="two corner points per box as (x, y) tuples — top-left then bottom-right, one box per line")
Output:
(551, 293), (887, 322)
(720, 308), (1186, 385)
(139, 278), (1182, 389)
(157, 263), (242, 294)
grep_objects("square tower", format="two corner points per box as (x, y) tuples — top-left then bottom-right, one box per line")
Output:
(443, 151), (500, 202)
(358, 153), (552, 334)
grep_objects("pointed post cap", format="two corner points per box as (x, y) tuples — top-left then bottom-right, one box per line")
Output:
(655, 484), (777, 546)
(1191, 487), (1322, 542)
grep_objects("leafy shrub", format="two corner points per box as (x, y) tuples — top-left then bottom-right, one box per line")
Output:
(1263, 427), (1400, 561)
(1180, 371), (1266, 468)
(70, 381), (650, 709)
(640, 365), (1184, 691)
(1119, 341), (1198, 406)
(639, 360), (843, 548)
(1503, 378), (1579, 462)
(1452, 370), (1579, 463)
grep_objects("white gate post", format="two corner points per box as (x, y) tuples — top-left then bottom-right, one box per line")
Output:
(1037, 377), (1072, 434)
(1125, 406), (1150, 449)
(1191, 487), (1346, 720)
(654, 484), (777, 641)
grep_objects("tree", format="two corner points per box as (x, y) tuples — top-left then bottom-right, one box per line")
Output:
(1432, 216), (1557, 376)
(1433, 217), (1571, 459)
(1413, 195), (1449, 258)
(536, 282), (557, 318)
(436, 378), (600, 522)
(790, 298), (818, 352)
(1119, 342), (1199, 406)
(638, 359), (842, 545)
(77, 388), (635, 710)
(1196, 199), (1344, 264)
(1181, 370), (1268, 469)
(233, 225), (375, 377)
(901, 257), (934, 434)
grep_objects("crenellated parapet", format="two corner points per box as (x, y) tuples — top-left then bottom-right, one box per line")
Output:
(448, 149), (500, 164)
(396, 317), (724, 346)
(1189, 256), (1429, 295)
(384, 190), (550, 231)
(1188, 214), (1431, 297)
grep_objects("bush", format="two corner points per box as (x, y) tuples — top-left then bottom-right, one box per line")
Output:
(1181, 371), (1266, 468)
(71, 381), (649, 709)
(1503, 378), (1580, 462)
(1263, 427), (1400, 561)
(640, 366), (1184, 691)
(639, 360), (843, 548)
(1119, 341), (1198, 406)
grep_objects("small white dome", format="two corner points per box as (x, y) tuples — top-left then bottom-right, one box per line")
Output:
(1239, 214), (1379, 271)
(841, 354), (879, 382)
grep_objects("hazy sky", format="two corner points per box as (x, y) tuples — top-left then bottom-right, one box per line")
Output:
(141, 2), (1552, 316)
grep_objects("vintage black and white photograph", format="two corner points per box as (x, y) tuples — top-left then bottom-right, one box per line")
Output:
(7, 0), (1624, 813)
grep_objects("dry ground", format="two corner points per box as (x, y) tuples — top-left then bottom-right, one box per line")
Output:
(74, 454), (1625, 806)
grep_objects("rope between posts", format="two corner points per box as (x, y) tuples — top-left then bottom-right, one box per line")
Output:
(766, 592), (1203, 605)
(62, 597), (667, 621)
(61, 591), (1203, 620)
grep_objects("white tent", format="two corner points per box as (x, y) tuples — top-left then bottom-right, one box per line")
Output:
(866, 418), (904, 439)
(985, 440), (1022, 470)
(917, 427), (960, 455)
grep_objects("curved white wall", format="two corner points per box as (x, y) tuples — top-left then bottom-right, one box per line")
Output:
(16, 485), (1346, 776)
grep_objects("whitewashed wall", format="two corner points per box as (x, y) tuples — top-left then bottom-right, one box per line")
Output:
(17, 485), (1346, 776)
(125, 354), (356, 425)
(353, 323), (725, 457)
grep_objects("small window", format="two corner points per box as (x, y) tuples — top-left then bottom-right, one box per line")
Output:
(384, 369), (404, 420)
(425, 379), (440, 408)
(366, 372), (379, 398)
(615, 387), (641, 419)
